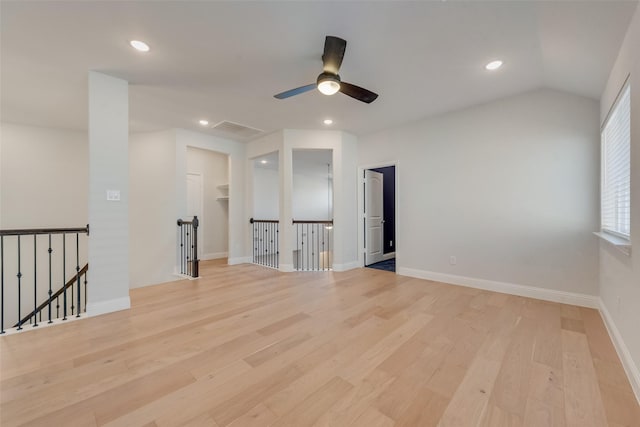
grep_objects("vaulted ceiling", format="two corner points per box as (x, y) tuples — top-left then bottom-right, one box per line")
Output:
(1, 1), (637, 141)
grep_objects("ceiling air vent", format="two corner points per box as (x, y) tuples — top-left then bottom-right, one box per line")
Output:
(212, 120), (263, 139)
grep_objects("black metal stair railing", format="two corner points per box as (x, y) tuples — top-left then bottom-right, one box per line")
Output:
(293, 220), (333, 271)
(14, 263), (88, 328)
(0, 225), (89, 334)
(177, 217), (199, 278)
(250, 218), (279, 269)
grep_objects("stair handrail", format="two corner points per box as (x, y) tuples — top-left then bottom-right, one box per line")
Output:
(14, 263), (88, 327)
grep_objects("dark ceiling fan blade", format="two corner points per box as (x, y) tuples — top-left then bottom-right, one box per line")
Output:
(322, 36), (347, 74)
(339, 82), (378, 104)
(273, 83), (316, 99)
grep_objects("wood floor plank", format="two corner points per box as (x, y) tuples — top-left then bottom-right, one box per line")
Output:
(270, 376), (353, 427)
(1, 260), (637, 427)
(489, 316), (537, 418)
(561, 330), (608, 427)
(523, 397), (565, 427)
(226, 403), (277, 427)
(437, 355), (503, 427)
(311, 369), (395, 427)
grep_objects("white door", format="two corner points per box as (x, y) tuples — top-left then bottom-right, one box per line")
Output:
(186, 173), (203, 259)
(365, 170), (384, 265)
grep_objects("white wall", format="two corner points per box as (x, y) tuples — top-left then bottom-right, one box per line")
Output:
(186, 146), (229, 259)
(359, 88), (600, 296)
(129, 130), (177, 288)
(599, 6), (640, 400)
(253, 166), (279, 220)
(339, 132), (359, 268)
(0, 122), (88, 228)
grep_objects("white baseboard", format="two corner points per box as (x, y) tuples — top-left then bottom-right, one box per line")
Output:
(396, 267), (599, 308)
(279, 263), (294, 273)
(228, 256), (251, 265)
(202, 252), (228, 261)
(0, 315), (85, 336)
(598, 299), (640, 404)
(333, 261), (360, 272)
(382, 252), (396, 261)
(173, 273), (198, 281)
(86, 296), (131, 317)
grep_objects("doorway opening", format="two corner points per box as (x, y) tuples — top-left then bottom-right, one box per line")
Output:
(186, 147), (230, 263)
(363, 165), (396, 272)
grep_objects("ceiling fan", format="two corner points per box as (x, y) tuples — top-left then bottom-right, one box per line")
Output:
(274, 36), (378, 104)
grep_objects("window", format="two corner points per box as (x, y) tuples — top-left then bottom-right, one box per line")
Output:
(601, 81), (631, 239)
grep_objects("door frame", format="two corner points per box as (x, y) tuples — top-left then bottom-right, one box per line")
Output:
(357, 161), (399, 270)
(186, 172), (204, 259)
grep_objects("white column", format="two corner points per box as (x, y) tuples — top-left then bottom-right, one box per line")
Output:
(86, 71), (131, 316)
(279, 140), (294, 271)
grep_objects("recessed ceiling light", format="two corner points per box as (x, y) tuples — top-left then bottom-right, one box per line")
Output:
(261, 160), (268, 164)
(129, 40), (150, 52)
(199, 119), (209, 126)
(485, 60), (503, 71)
(323, 119), (333, 125)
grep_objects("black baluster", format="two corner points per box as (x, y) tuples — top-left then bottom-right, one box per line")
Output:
(264, 226), (268, 266)
(320, 225), (327, 271)
(17, 235), (22, 330)
(182, 224), (186, 275)
(56, 295), (60, 318)
(1, 235), (4, 334)
(267, 222), (271, 267)
(76, 233), (81, 317)
(63, 234), (67, 320)
(186, 225), (190, 275)
(33, 235), (38, 327)
(84, 271), (88, 312)
(251, 220), (255, 264)
(328, 224), (331, 270)
(272, 222), (275, 268)
(48, 234), (52, 323)
(193, 216), (199, 278)
(178, 219), (184, 274)
(276, 222), (279, 269)
(296, 223), (299, 271)
(258, 224), (262, 265)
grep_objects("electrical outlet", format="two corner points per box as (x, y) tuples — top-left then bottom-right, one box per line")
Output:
(449, 256), (457, 265)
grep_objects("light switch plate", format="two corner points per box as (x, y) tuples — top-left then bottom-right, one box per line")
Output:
(106, 190), (120, 201)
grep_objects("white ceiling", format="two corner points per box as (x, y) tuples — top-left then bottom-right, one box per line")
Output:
(1, 1), (637, 141)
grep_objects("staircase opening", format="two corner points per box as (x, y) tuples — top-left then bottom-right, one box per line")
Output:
(292, 149), (333, 271)
(251, 152), (279, 269)
(0, 225), (89, 334)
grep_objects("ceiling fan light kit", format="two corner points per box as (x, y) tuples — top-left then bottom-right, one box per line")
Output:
(317, 72), (341, 95)
(274, 36), (378, 104)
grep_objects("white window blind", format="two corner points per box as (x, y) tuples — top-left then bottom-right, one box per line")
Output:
(601, 82), (631, 238)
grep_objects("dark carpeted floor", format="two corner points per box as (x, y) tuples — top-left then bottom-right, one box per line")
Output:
(366, 258), (396, 272)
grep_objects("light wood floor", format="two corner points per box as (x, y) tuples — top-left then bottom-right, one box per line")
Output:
(1, 260), (639, 426)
